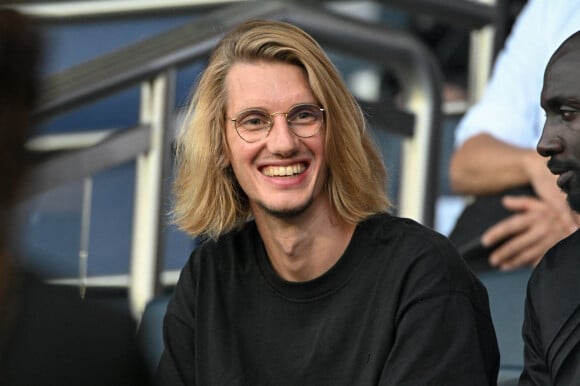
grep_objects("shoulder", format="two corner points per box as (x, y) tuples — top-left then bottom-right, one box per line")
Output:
(358, 214), (492, 320)
(362, 213), (460, 261)
(6, 270), (149, 385)
(524, 230), (580, 381)
(528, 230), (580, 299)
(171, 221), (261, 300)
(360, 213), (479, 291)
(525, 230), (580, 335)
(17, 270), (135, 330)
(186, 220), (259, 271)
(17, 271), (138, 348)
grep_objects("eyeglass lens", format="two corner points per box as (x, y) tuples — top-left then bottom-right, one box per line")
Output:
(234, 104), (323, 142)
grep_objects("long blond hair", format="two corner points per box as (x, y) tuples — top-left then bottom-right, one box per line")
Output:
(173, 19), (391, 239)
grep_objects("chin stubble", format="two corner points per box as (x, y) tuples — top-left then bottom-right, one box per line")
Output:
(257, 197), (314, 219)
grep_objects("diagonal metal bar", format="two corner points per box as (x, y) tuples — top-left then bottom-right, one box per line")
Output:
(21, 124), (151, 199)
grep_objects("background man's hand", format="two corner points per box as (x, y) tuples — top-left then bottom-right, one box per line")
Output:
(481, 195), (579, 270)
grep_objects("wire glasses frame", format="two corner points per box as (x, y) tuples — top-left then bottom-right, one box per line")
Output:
(230, 103), (325, 143)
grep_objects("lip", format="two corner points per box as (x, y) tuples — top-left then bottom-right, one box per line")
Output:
(258, 158), (309, 170)
(556, 170), (574, 191)
(548, 164), (569, 175)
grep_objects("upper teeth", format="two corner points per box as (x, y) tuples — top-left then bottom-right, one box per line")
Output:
(262, 164), (305, 177)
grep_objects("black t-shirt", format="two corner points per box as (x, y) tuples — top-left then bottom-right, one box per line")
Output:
(519, 229), (580, 385)
(157, 213), (499, 385)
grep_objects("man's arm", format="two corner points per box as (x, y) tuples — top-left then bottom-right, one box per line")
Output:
(155, 258), (197, 386)
(450, 133), (579, 269)
(449, 133), (543, 195)
(378, 292), (499, 385)
(519, 290), (551, 385)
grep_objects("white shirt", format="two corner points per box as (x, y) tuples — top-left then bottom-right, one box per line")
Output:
(454, 0), (580, 149)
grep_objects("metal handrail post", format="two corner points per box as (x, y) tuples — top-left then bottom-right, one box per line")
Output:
(130, 70), (175, 317)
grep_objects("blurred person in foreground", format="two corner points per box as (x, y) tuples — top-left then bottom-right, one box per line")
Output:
(0, 8), (150, 385)
(448, 0), (580, 272)
(519, 30), (580, 385)
(156, 19), (499, 385)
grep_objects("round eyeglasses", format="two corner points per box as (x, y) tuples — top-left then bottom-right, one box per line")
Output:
(230, 103), (324, 143)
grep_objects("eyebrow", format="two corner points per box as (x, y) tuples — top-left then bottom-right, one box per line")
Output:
(543, 96), (580, 110)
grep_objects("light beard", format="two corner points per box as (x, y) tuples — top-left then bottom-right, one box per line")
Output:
(256, 197), (314, 219)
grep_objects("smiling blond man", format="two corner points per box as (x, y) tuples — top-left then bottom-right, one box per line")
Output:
(158, 19), (499, 386)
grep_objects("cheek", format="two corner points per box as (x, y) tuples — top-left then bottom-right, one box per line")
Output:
(224, 131), (258, 171)
(310, 138), (328, 179)
(570, 135), (580, 160)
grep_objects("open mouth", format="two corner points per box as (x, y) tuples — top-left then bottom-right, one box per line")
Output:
(261, 163), (306, 177)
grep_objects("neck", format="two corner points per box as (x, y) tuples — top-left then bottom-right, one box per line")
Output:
(253, 200), (356, 282)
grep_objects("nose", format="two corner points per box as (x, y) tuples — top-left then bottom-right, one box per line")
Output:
(537, 122), (564, 157)
(266, 114), (299, 156)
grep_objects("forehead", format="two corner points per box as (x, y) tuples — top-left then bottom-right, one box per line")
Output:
(225, 61), (314, 111)
(542, 41), (580, 103)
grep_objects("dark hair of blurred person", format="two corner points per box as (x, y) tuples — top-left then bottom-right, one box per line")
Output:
(0, 9), (150, 385)
(0, 7), (39, 288)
